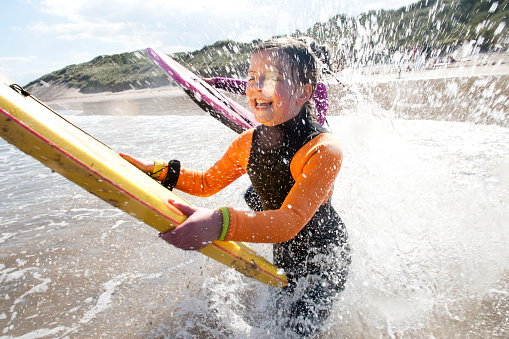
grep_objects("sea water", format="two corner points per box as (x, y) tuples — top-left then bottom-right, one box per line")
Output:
(0, 76), (508, 338)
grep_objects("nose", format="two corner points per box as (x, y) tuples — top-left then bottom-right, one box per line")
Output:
(247, 79), (263, 92)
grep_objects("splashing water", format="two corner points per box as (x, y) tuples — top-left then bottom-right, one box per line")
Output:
(2, 2), (509, 336)
(1, 81), (508, 337)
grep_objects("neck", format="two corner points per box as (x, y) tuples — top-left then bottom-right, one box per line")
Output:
(266, 106), (306, 127)
(263, 108), (307, 132)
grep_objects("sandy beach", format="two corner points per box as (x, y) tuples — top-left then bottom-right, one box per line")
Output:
(38, 52), (508, 128)
(342, 52), (509, 83)
(33, 52), (509, 105)
(32, 82), (184, 104)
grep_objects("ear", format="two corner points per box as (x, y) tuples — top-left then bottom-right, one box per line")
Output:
(296, 83), (313, 105)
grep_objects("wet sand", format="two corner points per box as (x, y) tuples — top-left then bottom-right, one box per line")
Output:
(38, 52), (509, 107)
(342, 51), (509, 83)
(1, 52), (508, 337)
(1, 114), (508, 338)
(40, 52), (509, 130)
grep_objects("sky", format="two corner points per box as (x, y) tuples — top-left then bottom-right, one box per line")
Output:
(1, 0), (417, 85)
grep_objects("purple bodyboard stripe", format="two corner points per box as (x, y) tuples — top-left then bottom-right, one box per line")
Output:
(146, 48), (258, 130)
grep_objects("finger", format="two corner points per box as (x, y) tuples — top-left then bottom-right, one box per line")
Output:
(119, 153), (135, 163)
(160, 229), (182, 246)
(120, 154), (153, 173)
(120, 153), (143, 169)
(169, 200), (198, 217)
(166, 235), (208, 251)
(161, 226), (192, 248)
(173, 239), (200, 251)
(161, 222), (189, 242)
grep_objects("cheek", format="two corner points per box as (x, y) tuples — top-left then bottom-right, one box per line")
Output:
(273, 86), (295, 105)
(248, 99), (256, 111)
(245, 85), (253, 98)
(262, 80), (276, 97)
(246, 89), (255, 105)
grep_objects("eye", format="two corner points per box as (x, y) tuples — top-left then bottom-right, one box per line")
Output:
(247, 74), (257, 82)
(265, 71), (280, 82)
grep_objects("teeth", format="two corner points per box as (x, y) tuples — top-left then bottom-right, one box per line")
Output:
(256, 99), (271, 106)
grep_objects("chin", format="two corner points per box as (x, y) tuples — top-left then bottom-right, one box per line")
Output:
(253, 111), (274, 125)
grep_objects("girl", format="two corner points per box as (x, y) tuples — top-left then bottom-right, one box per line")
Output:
(121, 37), (350, 337)
(203, 37), (331, 126)
(203, 75), (329, 126)
(204, 37), (332, 213)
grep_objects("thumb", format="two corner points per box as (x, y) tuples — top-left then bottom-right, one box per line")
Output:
(119, 152), (130, 161)
(168, 199), (198, 217)
(119, 153), (137, 166)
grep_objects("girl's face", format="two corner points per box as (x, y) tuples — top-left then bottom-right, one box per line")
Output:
(246, 50), (311, 126)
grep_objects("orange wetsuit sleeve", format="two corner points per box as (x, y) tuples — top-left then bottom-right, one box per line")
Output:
(174, 129), (253, 196)
(224, 133), (342, 243)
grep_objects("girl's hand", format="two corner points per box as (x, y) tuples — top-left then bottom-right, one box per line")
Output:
(119, 153), (154, 174)
(160, 200), (223, 250)
(201, 78), (215, 86)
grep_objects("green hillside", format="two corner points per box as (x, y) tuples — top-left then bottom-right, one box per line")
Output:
(25, 40), (255, 94)
(26, 0), (508, 94)
(307, 0), (508, 68)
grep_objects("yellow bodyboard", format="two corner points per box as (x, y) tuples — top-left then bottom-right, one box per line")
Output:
(0, 74), (287, 288)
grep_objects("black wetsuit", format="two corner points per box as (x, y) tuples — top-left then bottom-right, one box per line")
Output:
(246, 111), (350, 337)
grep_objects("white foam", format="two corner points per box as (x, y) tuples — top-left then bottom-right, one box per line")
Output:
(79, 273), (161, 324)
(2, 267), (37, 283)
(80, 274), (127, 324)
(14, 259), (26, 267)
(110, 220), (125, 230)
(10, 273), (51, 314)
(1, 326), (70, 339)
(0, 233), (15, 244)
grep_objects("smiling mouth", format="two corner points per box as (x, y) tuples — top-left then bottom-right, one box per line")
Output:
(255, 99), (272, 109)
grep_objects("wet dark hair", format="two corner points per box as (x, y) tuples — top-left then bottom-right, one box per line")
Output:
(253, 37), (319, 121)
(296, 36), (331, 71)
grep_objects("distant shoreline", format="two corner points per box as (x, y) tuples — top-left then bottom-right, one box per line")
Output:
(36, 84), (184, 105)
(40, 52), (509, 105)
(339, 52), (509, 84)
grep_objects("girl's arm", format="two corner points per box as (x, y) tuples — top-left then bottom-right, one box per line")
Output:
(169, 130), (251, 196)
(223, 133), (342, 243)
(160, 133), (342, 250)
(119, 131), (251, 197)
